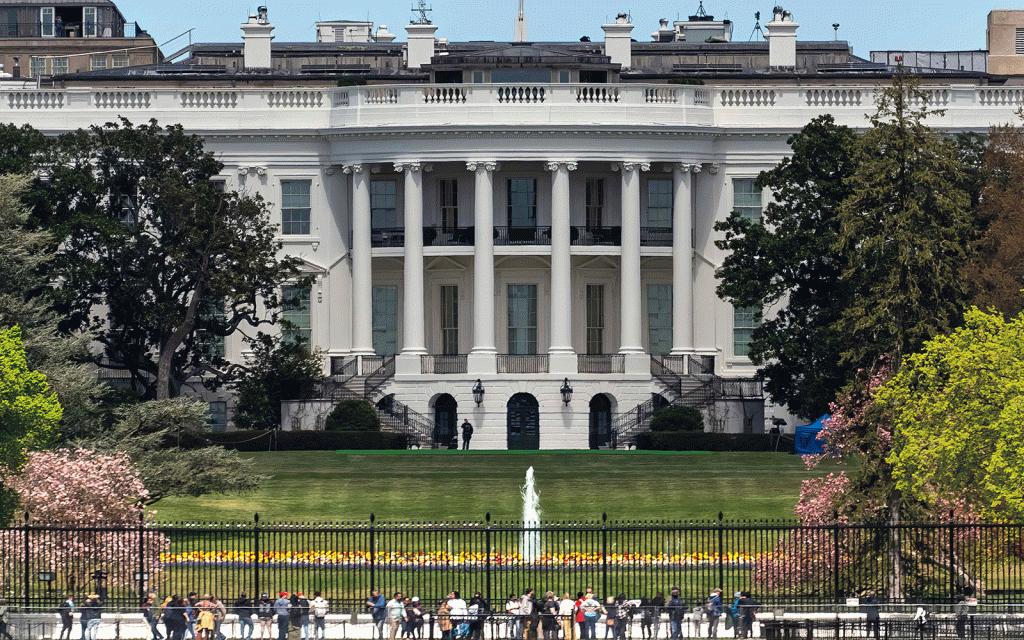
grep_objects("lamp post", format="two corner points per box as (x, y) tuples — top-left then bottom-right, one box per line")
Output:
(560, 378), (573, 405)
(472, 379), (485, 406)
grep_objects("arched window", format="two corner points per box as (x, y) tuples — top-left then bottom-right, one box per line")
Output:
(589, 394), (613, 449)
(507, 393), (539, 450)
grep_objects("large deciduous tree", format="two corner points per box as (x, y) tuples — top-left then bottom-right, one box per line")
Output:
(47, 119), (306, 400)
(230, 332), (325, 431)
(714, 115), (858, 420)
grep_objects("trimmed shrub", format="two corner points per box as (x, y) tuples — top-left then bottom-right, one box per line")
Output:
(635, 431), (794, 453)
(648, 405), (704, 432)
(325, 399), (380, 432)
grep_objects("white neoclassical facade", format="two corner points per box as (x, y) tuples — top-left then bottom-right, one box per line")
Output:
(6, 6), (1024, 448)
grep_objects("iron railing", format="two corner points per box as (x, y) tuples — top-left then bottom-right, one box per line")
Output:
(578, 354), (625, 374)
(1, 21), (139, 38)
(2, 516), (1024, 610)
(371, 227), (405, 247)
(420, 355), (468, 374)
(494, 226), (552, 246)
(571, 226), (621, 246)
(423, 226), (476, 246)
(497, 355), (549, 374)
(640, 227), (673, 246)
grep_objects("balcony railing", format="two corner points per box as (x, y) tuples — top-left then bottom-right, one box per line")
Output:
(497, 354), (549, 374)
(2, 21), (139, 38)
(578, 354), (625, 373)
(423, 226), (475, 246)
(571, 226), (621, 246)
(494, 226), (551, 246)
(420, 354), (468, 374)
(371, 227), (405, 247)
(640, 227), (673, 246)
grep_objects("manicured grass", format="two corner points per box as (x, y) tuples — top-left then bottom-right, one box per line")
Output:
(152, 451), (830, 523)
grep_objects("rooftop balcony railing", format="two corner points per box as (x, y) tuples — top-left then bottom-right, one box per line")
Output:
(2, 21), (139, 38)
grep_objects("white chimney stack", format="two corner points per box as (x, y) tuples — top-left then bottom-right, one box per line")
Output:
(602, 13), (634, 67)
(406, 23), (438, 69)
(241, 6), (275, 70)
(765, 6), (799, 70)
(375, 25), (397, 43)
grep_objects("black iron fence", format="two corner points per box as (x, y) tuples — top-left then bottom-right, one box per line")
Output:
(3, 517), (1023, 611)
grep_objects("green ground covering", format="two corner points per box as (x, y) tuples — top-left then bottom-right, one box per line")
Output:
(153, 451), (827, 523)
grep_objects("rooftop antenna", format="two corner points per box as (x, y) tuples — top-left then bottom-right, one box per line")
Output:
(749, 11), (763, 40)
(411, 0), (432, 24)
(514, 0), (527, 41)
(832, 23), (840, 41)
(694, 1), (708, 18)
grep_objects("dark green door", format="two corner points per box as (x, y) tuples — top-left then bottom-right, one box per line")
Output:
(507, 393), (539, 450)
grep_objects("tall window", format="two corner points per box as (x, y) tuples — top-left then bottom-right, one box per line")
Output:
(440, 285), (459, 355)
(281, 180), (311, 235)
(585, 178), (604, 228)
(647, 284), (672, 356)
(3, 9), (17, 37)
(440, 179), (458, 230)
(40, 7), (54, 37)
(586, 285), (605, 354)
(30, 57), (46, 78)
(507, 284), (538, 355)
(734, 306), (759, 357)
(507, 178), (537, 228)
(372, 286), (398, 356)
(1017, 28), (1024, 55)
(647, 178), (673, 227)
(282, 285), (311, 346)
(733, 178), (762, 222)
(370, 180), (397, 228)
(196, 299), (226, 359)
(83, 6), (97, 36)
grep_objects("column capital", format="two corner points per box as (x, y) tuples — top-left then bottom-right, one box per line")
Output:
(394, 161), (423, 173)
(706, 163), (720, 174)
(323, 164), (338, 176)
(545, 161), (578, 172)
(691, 164), (703, 174)
(666, 163), (699, 173)
(467, 161), (500, 172)
(341, 163), (364, 174)
(612, 161), (650, 172)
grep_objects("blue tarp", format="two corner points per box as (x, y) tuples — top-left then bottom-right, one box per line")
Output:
(794, 414), (829, 455)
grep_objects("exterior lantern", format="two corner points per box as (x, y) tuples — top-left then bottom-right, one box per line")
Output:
(472, 379), (485, 406)
(560, 378), (573, 405)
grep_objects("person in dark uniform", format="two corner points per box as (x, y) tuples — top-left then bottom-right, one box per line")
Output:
(461, 419), (474, 450)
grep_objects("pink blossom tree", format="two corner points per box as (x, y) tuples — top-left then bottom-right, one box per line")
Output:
(0, 448), (170, 598)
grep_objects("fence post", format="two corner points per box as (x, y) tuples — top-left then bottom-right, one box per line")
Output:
(833, 512), (841, 604)
(254, 513), (261, 599)
(948, 510), (955, 601)
(22, 512), (29, 609)
(601, 513), (608, 598)
(370, 513), (376, 591)
(138, 509), (146, 604)
(485, 513), (492, 606)
(717, 512), (724, 590)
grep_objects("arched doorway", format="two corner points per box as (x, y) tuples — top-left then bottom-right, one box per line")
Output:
(433, 394), (458, 449)
(507, 393), (540, 450)
(652, 393), (670, 411)
(589, 394), (612, 449)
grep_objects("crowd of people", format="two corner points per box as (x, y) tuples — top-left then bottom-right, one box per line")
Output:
(366, 587), (761, 640)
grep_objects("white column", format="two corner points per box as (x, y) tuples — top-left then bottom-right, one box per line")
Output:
(547, 161), (577, 374)
(468, 161), (498, 374)
(397, 162), (426, 374)
(617, 162), (648, 356)
(671, 163), (696, 356)
(344, 164), (374, 356)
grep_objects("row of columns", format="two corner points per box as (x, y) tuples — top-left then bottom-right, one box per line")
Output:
(342, 161), (699, 373)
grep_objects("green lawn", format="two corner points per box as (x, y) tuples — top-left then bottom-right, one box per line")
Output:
(152, 451), (830, 523)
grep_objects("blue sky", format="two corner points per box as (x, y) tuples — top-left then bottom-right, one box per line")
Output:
(115, 0), (1014, 60)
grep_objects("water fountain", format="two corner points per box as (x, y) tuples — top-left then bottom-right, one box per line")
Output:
(520, 466), (542, 561)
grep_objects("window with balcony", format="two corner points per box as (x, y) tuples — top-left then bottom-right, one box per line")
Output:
(440, 179), (458, 231)
(646, 178), (673, 227)
(508, 178), (537, 228)
(371, 180), (398, 229)
(647, 284), (672, 356)
(372, 286), (397, 356)
(281, 180), (311, 235)
(282, 285), (311, 346)
(586, 284), (605, 354)
(734, 305), (760, 357)
(508, 284), (538, 355)
(83, 6), (96, 37)
(40, 7), (53, 37)
(440, 285), (459, 355)
(733, 178), (762, 222)
(585, 178), (604, 228)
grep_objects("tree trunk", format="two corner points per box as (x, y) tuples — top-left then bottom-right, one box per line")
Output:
(887, 499), (904, 601)
(156, 287), (203, 401)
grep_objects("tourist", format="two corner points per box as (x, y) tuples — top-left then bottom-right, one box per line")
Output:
(461, 419), (473, 450)
(859, 590), (880, 640)
(186, 593), (200, 640)
(235, 593), (255, 640)
(410, 597), (425, 639)
(704, 589), (723, 639)
(579, 594), (602, 640)
(559, 592), (576, 640)
(166, 597), (189, 640)
(211, 595), (228, 640)
(287, 593), (303, 640)
(386, 592), (406, 640)
(143, 593), (164, 640)
(736, 592), (759, 639)
(310, 592), (329, 640)
(448, 591), (469, 638)
(58, 594), (75, 640)
(367, 590), (388, 640)
(520, 590), (537, 640)
(542, 592), (559, 640)
(469, 592), (489, 640)
(402, 597), (414, 639)
(725, 593), (740, 637)
(82, 593), (103, 640)
(613, 594), (631, 640)
(257, 594), (275, 640)
(649, 592), (665, 640)
(196, 595), (215, 640)
(295, 593), (310, 640)
(603, 598), (617, 640)
(437, 597), (453, 640)
(274, 592), (291, 640)
(666, 589), (685, 640)
(506, 593), (522, 640)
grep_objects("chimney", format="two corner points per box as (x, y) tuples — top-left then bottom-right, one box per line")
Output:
(652, 18), (675, 42)
(241, 6), (275, 71)
(375, 25), (397, 43)
(602, 13), (634, 67)
(406, 23), (438, 69)
(765, 6), (799, 70)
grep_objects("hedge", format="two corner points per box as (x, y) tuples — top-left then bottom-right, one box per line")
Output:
(179, 430), (407, 451)
(635, 431), (794, 453)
